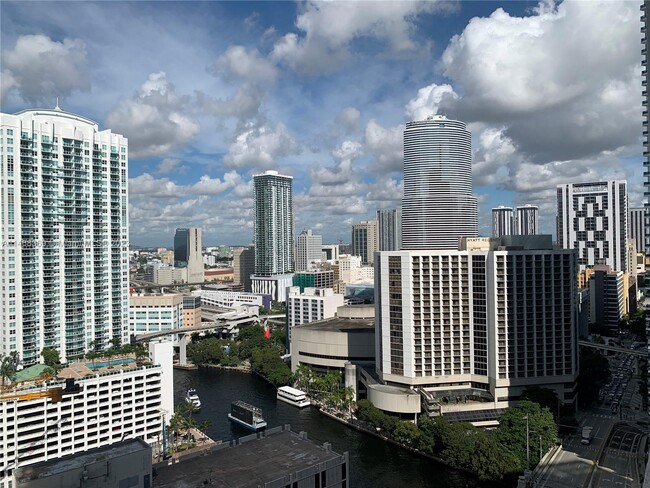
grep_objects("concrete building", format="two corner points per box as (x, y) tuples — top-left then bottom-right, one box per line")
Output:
(293, 270), (334, 292)
(15, 439), (152, 488)
(182, 295), (202, 328)
(556, 180), (628, 272)
(129, 293), (183, 335)
(174, 227), (203, 283)
(0, 108), (129, 364)
(296, 229), (323, 271)
(374, 236), (578, 423)
(153, 425), (349, 488)
(233, 246), (255, 292)
(515, 204), (539, 235)
(151, 263), (187, 285)
(192, 289), (271, 310)
(291, 304), (375, 374)
(203, 268), (234, 282)
(159, 249), (174, 265)
(588, 265), (625, 332)
(492, 206), (513, 238)
(287, 287), (345, 349)
(377, 208), (402, 251)
(401, 115), (477, 250)
(322, 244), (340, 261)
(642, 2), (650, 253)
(629, 207), (646, 254)
(252, 170), (294, 302)
(0, 340), (173, 487)
(351, 219), (378, 265)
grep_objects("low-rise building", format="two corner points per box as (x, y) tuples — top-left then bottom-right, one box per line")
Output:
(129, 293), (184, 335)
(193, 289), (271, 309)
(182, 295), (202, 328)
(287, 288), (345, 350)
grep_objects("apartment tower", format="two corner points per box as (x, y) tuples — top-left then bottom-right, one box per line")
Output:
(401, 115), (477, 250)
(629, 207), (646, 254)
(352, 219), (378, 265)
(295, 229), (323, 272)
(0, 108), (129, 364)
(642, 2), (650, 254)
(377, 208), (402, 251)
(556, 180), (628, 272)
(492, 206), (513, 237)
(516, 204), (539, 235)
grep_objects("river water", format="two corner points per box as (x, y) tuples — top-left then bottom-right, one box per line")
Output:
(173, 367), (488, 488)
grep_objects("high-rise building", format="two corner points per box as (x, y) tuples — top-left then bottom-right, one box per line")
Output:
(233, 245), (255, 292)
(0, 108), (129, 364)
(556, 180), (628, 272)
(174, 227), (203, 283)
(377, 208), (402, 251)
(401, 115), (477, 250)
(588, 264), (625, 333)
(642, 2), (650, 255)
(351, 219), (378, 265)
(252, 170), (294, 302)
(286, 287), (345, 351)
(374, 236), (578, 421)
(515, 204), (539, 235)
(295, 229), (322, 271)
(629, 207), (646, 254)
(491, 206), (513, 237)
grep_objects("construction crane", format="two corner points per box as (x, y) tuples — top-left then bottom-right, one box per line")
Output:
(0, 387), (63, 403)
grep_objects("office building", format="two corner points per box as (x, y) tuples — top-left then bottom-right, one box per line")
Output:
(174, 227), (203, 283)
(322, 244), (340, 261)
(150, 263), (187, 285)
(492, 206), (513, 237)
(0, 340), (173, 487)
(351, 219), (378, 265)
(377, 208), (402, 251)
(233, 245), (255, 292)
(374, 236), (578, 423)
(401, 115), (477, 250)
(182, 295), (202, 328)
(515, 204), (539, 235)
(588, 265), (625, 332)
(295, 229), (323, 271)
(129, 293), (183, 335)
(629, 207), (646, 254)
(0, 108), (129, 364)
(556, 180), (628, 272)
(193, 289), (271, 310)
(286, 287), (345, 349)
(293, 269), (334, 292)
(643, 2), (650, 253)
(252, 170), (294, 302)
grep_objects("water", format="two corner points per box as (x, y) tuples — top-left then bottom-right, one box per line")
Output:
(91, 358), (135, 368)
(174, 367), (486, 488)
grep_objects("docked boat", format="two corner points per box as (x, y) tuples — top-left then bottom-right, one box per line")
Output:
(277, 386), (311, 408)
(228, 400), (267, 431)
(185, 388), (201, 409)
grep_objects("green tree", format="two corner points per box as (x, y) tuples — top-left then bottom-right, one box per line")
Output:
(0, 352), (19, 386)
(521, 387), (559, 421)
(393, 421), (421, 446)
(41, 347), (61, 369)
(578, 349), (610, 408)
(469, 431), (521, 481)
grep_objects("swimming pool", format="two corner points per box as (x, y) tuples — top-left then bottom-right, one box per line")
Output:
(91, 358), (136, 369)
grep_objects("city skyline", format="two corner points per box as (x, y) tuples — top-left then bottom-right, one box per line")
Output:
(0, 1), (643, 246)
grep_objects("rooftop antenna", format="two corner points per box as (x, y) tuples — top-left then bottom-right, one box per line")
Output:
(54, 97), (62, 111)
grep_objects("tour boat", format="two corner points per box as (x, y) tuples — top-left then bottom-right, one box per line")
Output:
(185, 388), (201, 409)
(277, 386), (311, 408)
(228, 400), (267, 431)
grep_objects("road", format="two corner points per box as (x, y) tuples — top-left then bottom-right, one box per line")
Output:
(591, 424), (644, 488)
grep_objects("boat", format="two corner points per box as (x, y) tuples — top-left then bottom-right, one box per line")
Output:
(228, 400), (267, 431)
(277, 386), (311, 408)
(185, 389), (201, 409)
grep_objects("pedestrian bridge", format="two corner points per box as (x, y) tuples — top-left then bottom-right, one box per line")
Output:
(578, 340), (646, 357)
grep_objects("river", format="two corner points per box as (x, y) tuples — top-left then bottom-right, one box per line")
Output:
(173, 367), (489, 488)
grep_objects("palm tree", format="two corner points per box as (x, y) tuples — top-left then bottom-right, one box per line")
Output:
(0, 352), (18, 387)
(198, 419), (212, 446)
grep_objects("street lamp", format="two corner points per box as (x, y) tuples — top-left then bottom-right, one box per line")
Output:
(524, 415), (530, 470)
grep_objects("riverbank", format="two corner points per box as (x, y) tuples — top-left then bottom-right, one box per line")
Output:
(199, 363), (251, 373)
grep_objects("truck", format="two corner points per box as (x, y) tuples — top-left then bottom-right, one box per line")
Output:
(581, 426), (593, 445)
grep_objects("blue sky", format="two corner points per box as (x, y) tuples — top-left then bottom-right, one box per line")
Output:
(1, 0), (643, 246)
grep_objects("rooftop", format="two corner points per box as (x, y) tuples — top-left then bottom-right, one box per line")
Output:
(294, 315), (374, 333)
(153, 426), (346, 487)
(15, 439), (150, 482)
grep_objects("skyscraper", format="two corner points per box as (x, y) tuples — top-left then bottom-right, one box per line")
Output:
(515, 204), (539, 235)
(629, 207), (646, 254)
(1, 108), (129, 364)
(556, 180), (628, 272)
(377, 208), (402, 251)
(491, 206), (513, 237)
(351, 219), (378, 265)
(295, 229), (322, 271)
(642, 2), (650, 256)
(233, 245), (255, 292)
(252, 170), (294, 302)
(401, 115), (477, 250)
(174, 227), (203, 283)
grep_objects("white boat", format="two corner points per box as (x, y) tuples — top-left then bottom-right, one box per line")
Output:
(277, 386), (311, 408)
(185, 388), (201, 409)
(228, 400), (266, 431)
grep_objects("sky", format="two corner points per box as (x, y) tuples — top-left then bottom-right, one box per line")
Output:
(0, 0), (644, 247)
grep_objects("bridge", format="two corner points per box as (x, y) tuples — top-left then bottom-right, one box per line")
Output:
(578, 340), (647, 358)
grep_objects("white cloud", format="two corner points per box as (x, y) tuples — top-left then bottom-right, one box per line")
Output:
(195, 84), (265, 121)
(312, 140), (363, 186)
(106, 72), (200, 159)
(336, 107), (361, 133)
(471, 126), (517, 186)
(214, 45), (278, 83)
(271, 1), (445, 75)
(364, 119), (404, 173)
(156, 158), (185, 174)
(405, 83), (459, 121)
(1, 34), (90, 104)
(129, 171), (243, 198)
(224, 121), (299, 169)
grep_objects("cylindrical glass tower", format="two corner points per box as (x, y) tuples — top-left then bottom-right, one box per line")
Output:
(401, 115), (477, 250)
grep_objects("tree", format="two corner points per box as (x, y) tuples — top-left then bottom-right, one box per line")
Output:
(393, 421), (421, 446)
(521, 387), (559, 421)
(578, 349), (610, 408)
(0, 352), (19, 386)
(469, 432), (520, 481)
(41, 347), (61, 369)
